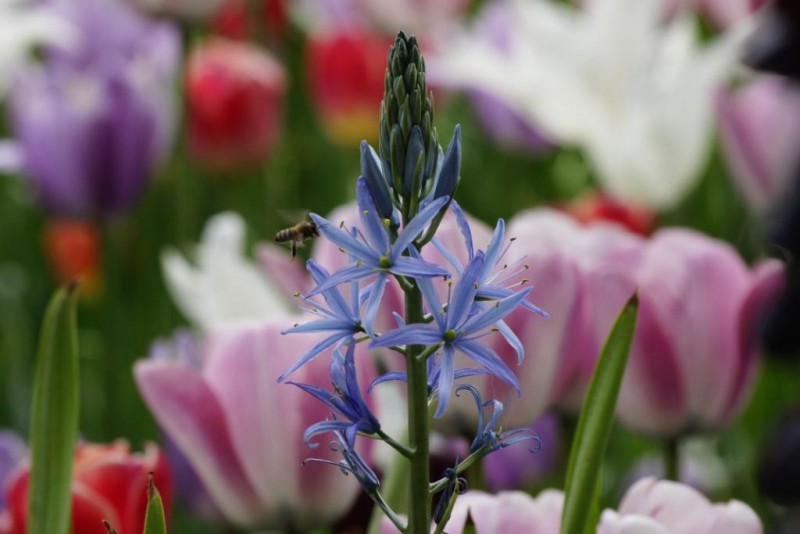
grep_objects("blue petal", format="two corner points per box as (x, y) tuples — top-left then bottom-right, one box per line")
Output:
(307, 264), (376, 297)
(496, 319), (524, 365)
(450, 199), (474, 262)
(463, 287), (533, 334)
(483, 219), (506, 277)
(370, 324), (443, 348)
(363, 274), (387, 338)
(416, 271), (446, 330)
(343, 343), (377, 429)
(434, 346), (456, 418)
(392, 195), (450, 258)
(368, 372), (408, 393)
(289, 381), (353, 419)
(456, 339), (520, 395)
(361, 143), (394, 220)
(431, 237), (464, 273)
(282, 319), (355, 335)
(310, 213), (375, 261)
(448, 252), (485, 329)
(455, 384), (484, 436)
(278, 333), (348, 381)
(303, 420), (350, 448)
(434, 124), (461, 199)
(390, 256), (450, 278)
(356, 177), (391, 254)
(307, 260), (357, 321)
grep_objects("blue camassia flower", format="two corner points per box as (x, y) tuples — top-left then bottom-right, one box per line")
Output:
(307, 177), (450, 336)
(303, 430), (380, 494)
(288, 342), (380, 449)
(456, 384), (542, 454)
(433, 200), (549, 364)
(279, 259), (365, 381)
(371, 251), (532, 417)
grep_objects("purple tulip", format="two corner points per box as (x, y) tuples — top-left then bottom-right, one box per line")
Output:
(618, 229), (785, 436)
(598, 478), (762, 533)
(486, 209), (644, 428)
(134, 319), (376, 529)
(717, 75), (800, 212)
(8, 0), (179, 218)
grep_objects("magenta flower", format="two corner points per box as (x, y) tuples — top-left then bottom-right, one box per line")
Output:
(134, 320), (376, 529)
(598, 478), (762, 533)
(618, 229), (785, 436)
(716, 75), (800, 212)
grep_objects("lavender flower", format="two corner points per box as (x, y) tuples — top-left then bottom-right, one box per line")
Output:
(288, 342), (380, 448)
(371, 252), (532, 417)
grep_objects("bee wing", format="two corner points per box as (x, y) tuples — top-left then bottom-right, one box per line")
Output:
(277, 209), (311, 224)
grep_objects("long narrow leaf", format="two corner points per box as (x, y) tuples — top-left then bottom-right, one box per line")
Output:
(560, 295), (638, 534)
(143, 473), (168, 534)
(28, 284), (80, 534)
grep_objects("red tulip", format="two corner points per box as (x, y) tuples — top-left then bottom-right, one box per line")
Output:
(306, 30), (392, 146)
(186, 38), (286, 171)
(1, 441), (171, 534)
(564, 191), (655, 236)
(212, 0), (288, 42)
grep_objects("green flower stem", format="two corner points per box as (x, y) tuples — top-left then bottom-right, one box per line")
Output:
(374, 429), (414, 459)
(664, 438), (680, 482)
(405, 284), (431, 533)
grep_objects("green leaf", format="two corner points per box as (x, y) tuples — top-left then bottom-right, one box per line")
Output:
(143, 473), (168, 534)
(28, 284), (80, 534)
(560, 295), (638, 534)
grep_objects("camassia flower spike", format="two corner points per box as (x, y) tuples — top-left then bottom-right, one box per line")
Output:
(371, 252), (532, 417)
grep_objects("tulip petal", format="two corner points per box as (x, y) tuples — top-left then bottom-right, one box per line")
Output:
(133, 360), (263, 525)
(203, 321), (363, 529)
(256, 243), (311, 298)
(724, 259), (785, 420)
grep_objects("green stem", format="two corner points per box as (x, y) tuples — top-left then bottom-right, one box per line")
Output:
(375, 429), (413, 459)
(405, 286), (431, 533)
(663, 438), (680, 482)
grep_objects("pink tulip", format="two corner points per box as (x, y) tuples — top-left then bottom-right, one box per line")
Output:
(380, 490), (564, 533)
(134, 319), (376, 529)
(487, 209), (643, 427)
(598, 477), (762, 533)
(618, 229), (785, 436)
(717, 75), (800, 212)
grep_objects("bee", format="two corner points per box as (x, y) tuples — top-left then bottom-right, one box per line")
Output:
(274, 216), (319, 259)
